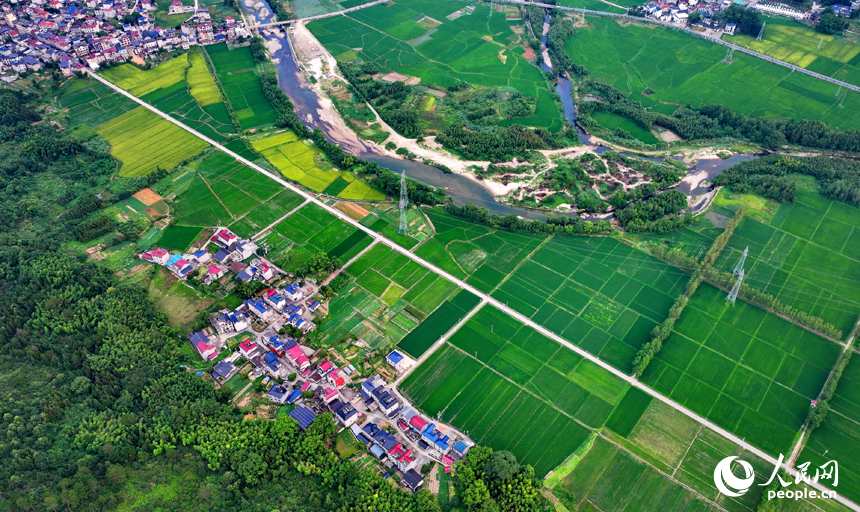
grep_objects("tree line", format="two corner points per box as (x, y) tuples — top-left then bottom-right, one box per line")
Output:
(713, 154), (860, 208)
(632, 209), (746, 376)
(443, 203), (613, 235)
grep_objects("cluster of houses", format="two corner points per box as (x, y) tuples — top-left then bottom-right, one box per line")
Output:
(639, 0), (856, 27)
(140, 229), (280, 286)
(192, 308), (470, 494)
(0, 0), (250, 79)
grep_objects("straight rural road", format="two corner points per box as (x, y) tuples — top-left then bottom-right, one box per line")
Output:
(499, 0), (860, 94)
(86, 69), (860, 511)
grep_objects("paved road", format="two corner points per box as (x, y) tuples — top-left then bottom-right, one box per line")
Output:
(87, 70), (860, 511)
(499, 0), (860, 94)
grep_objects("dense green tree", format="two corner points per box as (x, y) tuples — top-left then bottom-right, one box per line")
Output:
(817, 11), (847, 35)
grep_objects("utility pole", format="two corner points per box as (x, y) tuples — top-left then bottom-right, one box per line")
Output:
(733, 246), (748, 276)
(727, 269), (744, 305)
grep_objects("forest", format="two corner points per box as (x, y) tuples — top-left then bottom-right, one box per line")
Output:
(339, 61), (423, 138)
(713, 154), (860, 207)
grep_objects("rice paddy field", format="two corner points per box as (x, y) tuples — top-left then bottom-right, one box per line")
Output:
(158, 225), (204, 252)
(271, 202), (373, 260)
(292, 0), (343, 18)
(172, 151), (303, 230)
(640, 282), (841, 456)
(307, 0), (563, 131)
(101, 49), (237, 142)
(58, 80), (138, 127)
(415, 209), (689, 374)
(319, 243), (473, 354)
(725, 16), (860, 88)
(561, 427), (785, 512)
(102, 53), (192, 98)
(205, 44), (279, 130)
(96, 106), (209, 177)
(251, 131), (386, 200)
(714, 190), (860, 337)
(800, 356), (860, 504)
(565, 17), (860, 131)
(401, 304), (650, 477)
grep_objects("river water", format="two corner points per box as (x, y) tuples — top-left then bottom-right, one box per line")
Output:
(239, 3), (754, 220)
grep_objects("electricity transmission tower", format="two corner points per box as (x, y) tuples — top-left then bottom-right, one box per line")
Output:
(839, 89), (848, 108)
(398, 170), (408, 235)
(733, 246), (748, 276)
(817, 37), (824, 50)
(721, 47), (734, 64)
(756, 22), (765, 42)
(835, 85), (842, 98)
(727, 269), (744, 305)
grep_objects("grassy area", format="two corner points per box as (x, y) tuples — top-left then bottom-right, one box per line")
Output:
(565, 17), (860, 131)
(335, 429), (362, 459)
(591, 111), (660, 144)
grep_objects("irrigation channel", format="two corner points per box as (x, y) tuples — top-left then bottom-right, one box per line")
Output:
(241, 0), (756, 220)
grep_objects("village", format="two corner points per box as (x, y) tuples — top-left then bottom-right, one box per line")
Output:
(138, 226), (475, 494)
(0, 0), (250, 79)
(637, 0), (856, 27)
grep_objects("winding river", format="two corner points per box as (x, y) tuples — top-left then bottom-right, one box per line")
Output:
(239, 2), (754, 220)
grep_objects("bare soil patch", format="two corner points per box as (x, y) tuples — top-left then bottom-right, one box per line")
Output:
(133, 187), (164, 206)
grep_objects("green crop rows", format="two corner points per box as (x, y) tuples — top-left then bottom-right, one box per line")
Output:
(319, 243), (467, 351)
(416, 209), (688, 374)
(205, 44), (279, 130)
(641, 282), (840, 456)
(272, 202), (372, 260)
(715, 190), (860, 336)
(400, 304), (661, 477)
(565, 17), (860, 131)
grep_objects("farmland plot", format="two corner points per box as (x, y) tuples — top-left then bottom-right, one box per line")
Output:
(800, 356), (860, 504)
(307, 0), (563, 130)
(565, 17), (860, 131)
(96, 106), (209, 177)
(172, 152), (301, 230)
(715, 190), (860, 336)
(251, 131), (386, 200)
(640, 283), (841, 456)
(319, 243), (471, 352)
(205, 44), (279, 129)
(401, 304), (653, 477)
(416, 209), (689, 373)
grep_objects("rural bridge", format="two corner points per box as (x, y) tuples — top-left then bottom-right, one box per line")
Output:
(499, 0), (860, 94)
(245, 0), (387, 29)
(85, 67), (860, 511)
